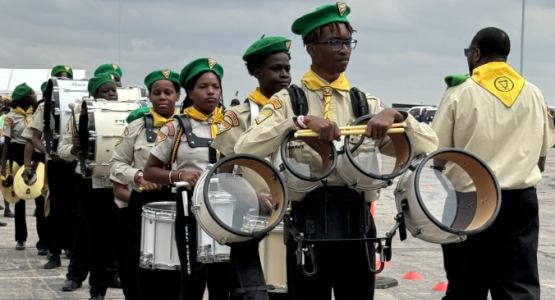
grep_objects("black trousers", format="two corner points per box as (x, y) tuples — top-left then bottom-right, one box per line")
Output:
(45, 160), (77, 256)
(118, 206), (139, 300)
(9, 143), (47, 248)
(286, 187), (376, 300)
(77, 176), (120, 296)
(66, 175), (89, 283)
(442, 187), (540, 300)
(128, 190), (180, 300)
(175, 187), (230, 300)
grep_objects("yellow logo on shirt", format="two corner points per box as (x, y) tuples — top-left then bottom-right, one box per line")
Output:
(494, 76), (514, 92)
(216, 121), (232, 135)
(255, 110), (273, 125)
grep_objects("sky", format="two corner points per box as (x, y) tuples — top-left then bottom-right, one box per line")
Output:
(1, 0), (554, 107)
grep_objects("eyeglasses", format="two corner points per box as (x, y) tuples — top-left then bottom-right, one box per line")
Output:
(464, 47), (478, 56)
(311, 39), (357, 51)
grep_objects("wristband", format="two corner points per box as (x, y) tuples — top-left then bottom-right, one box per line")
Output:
(136, 171), (144, 182)
(297, 115), (308, 129)
(168, 170), (174, 185)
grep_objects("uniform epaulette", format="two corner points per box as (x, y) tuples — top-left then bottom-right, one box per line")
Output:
(444, 75), (469, 88)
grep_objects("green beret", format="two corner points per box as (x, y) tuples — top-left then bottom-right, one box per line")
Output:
(88, 73), (116, 95)
(179, 58), (224, 88)
(144, 69), (180, 89)
(292, 2), (351, 39)
(51, 65), (73, 77)
(94, 63), (123, 78)
(242, 36), (292, 61)
(126, 107), (150, 124)
(444, 75), (469, 88)
(12, 83), (32, 102)
(40, 82), (48, 94)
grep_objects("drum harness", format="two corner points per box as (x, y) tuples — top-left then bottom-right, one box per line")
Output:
(283, 85), (408, 277)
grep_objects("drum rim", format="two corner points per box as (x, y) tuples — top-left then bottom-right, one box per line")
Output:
(279, 131), (338, 182)
(202, 154), (289, 238)
(343, 114), (414, 181)
(413, 148), (502, 236)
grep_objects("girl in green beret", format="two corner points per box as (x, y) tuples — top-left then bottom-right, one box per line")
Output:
(94, 63), (123, 87)
(109, 69), (181, 300)
(0, 83), (47, 253)
(144, 58), (229, 300)
(51, 65), (73, 79)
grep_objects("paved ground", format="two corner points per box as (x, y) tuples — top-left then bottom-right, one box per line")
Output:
(1, 150), (555, 299)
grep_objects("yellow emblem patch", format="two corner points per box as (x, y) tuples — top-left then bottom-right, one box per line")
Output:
(115, 137), (123, 146)
(337, 2), (347, 17)
(162, 69), (171, 79)
(216, 121), (232, 135)
(124, 127), (129, 136)
(268, 98), (282, 110)
(110, 74), (115, 80)
(255, 110), (273, 125)
(64, 65), (70, 72)
(112, 63), (118, 70)
(155, 131), (167, 146)
(225, 111), (239, 126)
(285, 40), (292, 51)
(208, 58), (217, 69)
(494, 76), (514, 92)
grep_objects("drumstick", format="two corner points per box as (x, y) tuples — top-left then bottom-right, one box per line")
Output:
(68, 103), (78, 134)
(295, 122), (406, 135)
(295, 128), (405, 138)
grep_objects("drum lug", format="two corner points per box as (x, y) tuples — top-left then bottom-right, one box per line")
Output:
(191, 205), (200, 211)
(139, 252), (154, 269)
(219, 237), (227, 245)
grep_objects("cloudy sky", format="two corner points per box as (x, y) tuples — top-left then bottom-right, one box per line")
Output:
(1, 0), (554, 107)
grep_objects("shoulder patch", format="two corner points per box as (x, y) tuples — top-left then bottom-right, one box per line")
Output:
(255, 110), (273, 125)
(155, 130), (167, 146)
(115, 136), (123, 146)
(124, 127), (129, 136)
(216, 120), (232, 135)
(166, 121), (175, 136)
(268, 98), (282, 110)
(5, 117), (12, 125)
(444, 75), (468, 88)
(225, 110), (239, 126)
(548, 108), (553, 119)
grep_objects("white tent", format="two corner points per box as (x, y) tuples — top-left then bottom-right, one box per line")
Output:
(0, 68), (87, 99)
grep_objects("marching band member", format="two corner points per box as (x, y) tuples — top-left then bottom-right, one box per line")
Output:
(51, 65), (73, 79)
(109, 69), (181, 300)
(95, 63), (123, 87)
(234, 3), (438, 300)
(0, 83), (48, 254)
(144, 58), (230, 300)
(1, 97), (14, 219)
(58, 73), (123, 300)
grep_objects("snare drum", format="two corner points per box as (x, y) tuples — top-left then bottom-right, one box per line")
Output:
(43, 78), (89, 156)
(259, 223), (287, 294)
(140, 202), (180, 270)
(117, 86), (147, 101)
(79, 100), (146, 178)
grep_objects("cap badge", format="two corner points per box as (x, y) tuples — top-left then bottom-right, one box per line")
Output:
(162, 69), (171, 79)
(208, 58), (217, 69)
(337, 2), (347, 17)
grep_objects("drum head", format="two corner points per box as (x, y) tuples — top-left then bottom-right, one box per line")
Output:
(279, 131), (337, 182)
(413, 149), (501, 236)
(344, 115), (412, 181)
(199, 154), (288, 238)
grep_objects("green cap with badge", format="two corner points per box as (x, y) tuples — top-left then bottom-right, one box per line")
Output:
(94, 63), (123, 78)
(444, 75), (469, 88)
(126, 107), (151, 124)
(292, 2), (351, 39)
(51, 65), (73, 77)
(12, 83), (32, 102)
(179, 58), (224, 88)
(88, 73), (116, 95)
(242, 36), (292, 61)
(40, 82), (48, 94)
(144, 69), (180, 89)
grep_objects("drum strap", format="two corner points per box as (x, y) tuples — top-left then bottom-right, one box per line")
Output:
(173, 115), (217, 164)
(143, 114), (157, 143)
(287, 84), (369, 117)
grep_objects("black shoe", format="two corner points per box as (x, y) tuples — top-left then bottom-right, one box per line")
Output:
(0, 204), (4, 210)
(108, 275), (122, 289)
(38, 248), (49, 256)
(4, 209), (14, 218)
(62, 279), (82, 291)
(16, 241), (25, 250)
(89, 293), (105, 300)
(44, 255), (61, 269)
(0, 221), (6, 227)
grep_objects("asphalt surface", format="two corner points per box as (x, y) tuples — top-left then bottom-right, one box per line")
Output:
(1, 150), (554, 299)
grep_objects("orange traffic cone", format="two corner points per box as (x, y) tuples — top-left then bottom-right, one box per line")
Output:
(432, 282), (448, 291)
(424, 185), (433, 190)
(402, 272), (423, 280)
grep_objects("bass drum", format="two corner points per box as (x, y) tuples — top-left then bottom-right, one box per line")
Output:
(395, 149), (501, 244)
(188, 154), (288, 244)
(117, 86), (147, 101)
(0, 160), (21, 204)
(79, 100), (147, 178)
(258, 222), (287, 297)
(43, 78), (89, 156)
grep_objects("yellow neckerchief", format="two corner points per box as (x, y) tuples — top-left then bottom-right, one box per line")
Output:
(149, 107), (178, 127)
(182, 106), (224, 138)
(471, 62), (524, 108)
(301, 66), (350, 120)
(248, 87), (269, 107)
(13, 106), (33, 125)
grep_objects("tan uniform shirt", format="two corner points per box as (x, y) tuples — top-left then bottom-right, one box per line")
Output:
(150, 117), (211, 172)
(109, 117), (161, 192)
(57, 105), (80, 164)
(212, 102), (255, 157)
(22, 104), (55, 153)
(235, 73), (439, 201)
(3, 111), (29, 145)
(432, 79), (554, 190)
